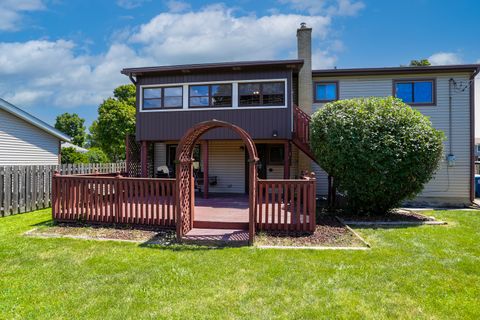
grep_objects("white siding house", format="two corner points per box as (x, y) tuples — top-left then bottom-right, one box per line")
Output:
(0, 98), (70, 165)
(311, 71), (477, 206)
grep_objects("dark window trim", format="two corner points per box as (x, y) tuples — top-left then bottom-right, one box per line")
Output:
(238, 81), (286, 107)
(392, 78), (436, 106)
(142, 86), (183, 110)
(188, 83), (233, 108)
(313, 81), (339, 103)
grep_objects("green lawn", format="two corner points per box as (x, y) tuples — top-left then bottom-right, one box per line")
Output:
(1, 209), (479, 319)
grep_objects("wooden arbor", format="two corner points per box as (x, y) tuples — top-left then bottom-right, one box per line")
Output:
(175, 120), (259, 244)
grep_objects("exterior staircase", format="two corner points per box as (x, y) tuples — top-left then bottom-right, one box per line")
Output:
(292, 105), (319, 165)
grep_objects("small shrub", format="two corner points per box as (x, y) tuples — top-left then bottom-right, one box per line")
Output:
(61, 147), (88, 164)
(311, 97), (444, 214)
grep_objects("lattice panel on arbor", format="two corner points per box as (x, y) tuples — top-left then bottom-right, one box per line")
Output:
(126, 134), (141, 177)
(175, 120), (259, 243)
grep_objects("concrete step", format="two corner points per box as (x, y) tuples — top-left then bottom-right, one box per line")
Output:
(183, 228), (249, 246)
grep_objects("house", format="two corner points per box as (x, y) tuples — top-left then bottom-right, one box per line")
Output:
(475, 138), (480, 160)
(51, 23), (478, 245)
(120, 24), (479, 207)
(0, 98), (70, 165)
(61, 141), (88, 153)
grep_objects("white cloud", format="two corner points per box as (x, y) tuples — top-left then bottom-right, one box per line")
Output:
(280, 0), (365, 16)
(312, 49), (337, 69)
(167, 0), (191, 13)
(0, 4), (345, 114)
(130, 5), (331, 64)
(428, 52), (463, 65)
(0, 0), (45, 31)
(116, 0), (149, 9)
(0, 40), (153, 109)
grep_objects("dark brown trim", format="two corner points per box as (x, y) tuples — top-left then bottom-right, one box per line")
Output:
(238, 81), (286, 107)
(142, 86), (183, 110)
(392, 78), (437, 106)
(283, 141), (290, 179)
(312, 64), (480, 77)
(188, 83), (233, 108)
(122, 59), (304, 76)
(313, 81), (339, 103)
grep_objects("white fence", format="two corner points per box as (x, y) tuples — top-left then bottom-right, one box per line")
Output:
(0, 162), (126, 217)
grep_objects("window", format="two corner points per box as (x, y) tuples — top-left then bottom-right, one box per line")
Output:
(314, 82), (338, 102)
(394, 79), (435, 105)
(239, 82), (285, 106)
(142, 86), (183, 109)
(189, 84), (232, 108)
(268, 144), (285, 165)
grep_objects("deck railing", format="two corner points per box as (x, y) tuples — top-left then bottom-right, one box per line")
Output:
(52, 173), (176, 227)
(293, 105), (311, 146)
(256, 174), (316, 232)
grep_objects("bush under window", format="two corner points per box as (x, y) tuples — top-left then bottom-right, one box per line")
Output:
(310, 97), (444, 214)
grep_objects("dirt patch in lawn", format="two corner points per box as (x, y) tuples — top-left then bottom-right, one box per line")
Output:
(26, 222), (176, 245)
(255, 215), (367, 248)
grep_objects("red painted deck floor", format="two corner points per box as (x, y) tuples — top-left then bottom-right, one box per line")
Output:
(184, 194), (250, 245)
(194, 194), (249, 224)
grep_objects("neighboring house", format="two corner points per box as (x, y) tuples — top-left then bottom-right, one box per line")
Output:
(0, 98), (70, 165)
(121, 24), (479, 207)
(61, 141), (88, 153)
(475, 138), (480, 160)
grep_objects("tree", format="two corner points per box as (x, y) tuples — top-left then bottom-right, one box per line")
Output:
(54, 113), (87, 147)
(410, 59), (431, 66)
(90, 84), (136, 161)
(60, 147), (88, 164)
(310, 97), (444, 214)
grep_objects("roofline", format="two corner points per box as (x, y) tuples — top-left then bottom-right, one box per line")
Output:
(0, 98), (71, 142)
(312, 64), (480, 77)
(121, 59), (304, 77)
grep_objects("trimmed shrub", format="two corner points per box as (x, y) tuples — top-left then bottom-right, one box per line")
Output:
(61, 147), (88, 164)
(311, 97), (444, 214)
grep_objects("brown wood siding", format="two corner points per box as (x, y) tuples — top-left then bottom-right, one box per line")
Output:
(136, 70), (292, 141)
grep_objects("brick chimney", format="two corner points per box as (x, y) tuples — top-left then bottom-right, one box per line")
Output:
(296, 23), (313, 173)
(297, 22), (313, 115)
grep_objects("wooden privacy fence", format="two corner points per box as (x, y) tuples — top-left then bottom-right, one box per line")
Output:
(52, 174), (176, 227)
(0, 162), (125, 217)
(256, 175), (316, 232)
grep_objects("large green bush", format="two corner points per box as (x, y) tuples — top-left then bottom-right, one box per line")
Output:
(311, 97), (444, 214)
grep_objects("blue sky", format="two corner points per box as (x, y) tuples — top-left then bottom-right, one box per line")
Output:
(0, 0), (479, 131)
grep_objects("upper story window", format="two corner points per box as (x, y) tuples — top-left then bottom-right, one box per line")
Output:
(314, 82), (338, 102)
(239, 82), (285, 106)
(394, 79), (435, 105)
(189, 84), (232, 107)
(142, 86), (183, 109)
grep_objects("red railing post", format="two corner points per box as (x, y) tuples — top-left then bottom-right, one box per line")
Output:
(52, 170), (60, 220)
(114, 171), (122, 224)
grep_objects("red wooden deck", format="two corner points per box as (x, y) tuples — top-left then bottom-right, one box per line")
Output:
(52, 174), (317, 245)
(194, 194), (249, 229)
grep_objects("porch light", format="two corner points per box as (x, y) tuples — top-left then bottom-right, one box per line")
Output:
(272, 130), (278, 137)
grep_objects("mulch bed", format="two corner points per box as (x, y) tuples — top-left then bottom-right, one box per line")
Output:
(255, 215), (367, 247)
(338, 209), (435, 223)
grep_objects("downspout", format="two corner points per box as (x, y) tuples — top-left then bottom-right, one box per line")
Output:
(128, 74), (137, 85)
(469, 67), (480, 202)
